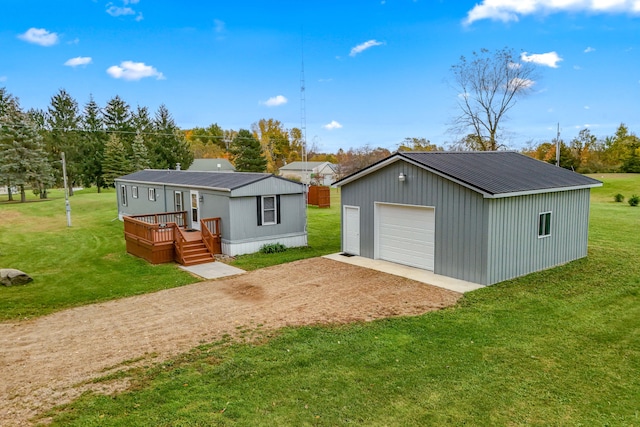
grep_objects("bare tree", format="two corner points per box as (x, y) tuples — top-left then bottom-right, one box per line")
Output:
(449, 47), (537, 151)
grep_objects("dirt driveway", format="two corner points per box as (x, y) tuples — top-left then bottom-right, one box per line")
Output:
(0, 257), (461, 425)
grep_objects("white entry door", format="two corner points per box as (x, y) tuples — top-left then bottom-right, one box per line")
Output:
(376, 203), (434, 270)
(343, 205), (360, 255)
(189, 190), (201, 230)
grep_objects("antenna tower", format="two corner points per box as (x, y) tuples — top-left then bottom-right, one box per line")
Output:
(300, 36), (307, 163)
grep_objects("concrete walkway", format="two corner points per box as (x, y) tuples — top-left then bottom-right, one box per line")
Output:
(323, 253), (485, 293)
(179, 261), (245, 279)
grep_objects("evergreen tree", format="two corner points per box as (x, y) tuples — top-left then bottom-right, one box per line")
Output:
(102, 133), (132, 186)
(104, 95), (134, 152)
(149, 104), (193, 169)
(0, 93), (54, 202)
(230, 129), (267, 172)
(79, 95), (108, 192)
(132, 132), (151, 171)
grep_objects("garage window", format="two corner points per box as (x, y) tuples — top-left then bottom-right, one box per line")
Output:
(148, 188), (156, 202)
(132, 186), (138, 199)
(538, 212), (551, 238)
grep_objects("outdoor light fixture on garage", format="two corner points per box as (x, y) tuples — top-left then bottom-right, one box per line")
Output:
(398, 172), (406, 182)
(199, 194), (204, 203)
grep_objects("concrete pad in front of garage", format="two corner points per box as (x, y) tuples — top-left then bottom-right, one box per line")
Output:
(180, 261), (246, 280)
(323, 253), (485, 293)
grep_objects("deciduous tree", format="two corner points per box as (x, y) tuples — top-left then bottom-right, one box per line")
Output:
(450, 47), (536, 150)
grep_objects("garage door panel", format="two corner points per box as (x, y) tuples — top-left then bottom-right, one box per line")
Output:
(377, 204), (434, 270)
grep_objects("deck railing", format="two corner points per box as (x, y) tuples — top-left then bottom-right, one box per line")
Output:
(123, 215), (181, 264)
(201, 217), (222, 254)
(126, 211), (187, 228)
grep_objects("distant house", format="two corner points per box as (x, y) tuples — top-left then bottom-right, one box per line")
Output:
(278, 161), (337, 186)
(115, 170), (307, 258)
(333, 151), (602, 286)
(187, 158), (236, 172)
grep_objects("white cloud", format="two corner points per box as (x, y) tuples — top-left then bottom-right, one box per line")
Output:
(349, 40), (384, 57)
(323, 120), (343, 130)
(106, 5), (135, 17)
(464, 0), (640, 25)
(106, 61), (165, 81)
(584, 46), (596, 53)
(261, 95), (288, 107)
(64, 57), (92, 67)
(18, 28), (59, 46)
(0, 76), (7, 82)
(584, 105), (590, 109)
(106, 1), (143, 20)
(508, 77), (535, 91)
(521, 51), (563, 68)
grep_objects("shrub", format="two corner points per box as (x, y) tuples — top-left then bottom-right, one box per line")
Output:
(259, 243), (287, 254)
(628, 194), (639, 207)
(614, 193), (625, 203)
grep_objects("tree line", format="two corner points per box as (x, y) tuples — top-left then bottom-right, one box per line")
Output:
(0, 87), (192, 202)
(2, 81), (638, 203)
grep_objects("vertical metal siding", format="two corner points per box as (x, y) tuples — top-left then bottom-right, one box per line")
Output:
(228, 194), (306, 241)
(486, 188), (591, 284)
(341, 161), (487, 283)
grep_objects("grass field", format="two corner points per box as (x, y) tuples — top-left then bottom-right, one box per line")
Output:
(30, 174), (638, 426)
(3, 176), (639, 425)
(0, 187), (341, 320)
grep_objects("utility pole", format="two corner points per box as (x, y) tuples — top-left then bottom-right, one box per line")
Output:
(61, 152), (71, 227)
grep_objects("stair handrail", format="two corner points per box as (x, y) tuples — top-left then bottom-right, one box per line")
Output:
(173, 226), (189, 264)
(201, 217), (222, 255)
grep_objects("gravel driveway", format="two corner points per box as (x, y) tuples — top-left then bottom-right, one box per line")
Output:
(0, 257), (461, 426)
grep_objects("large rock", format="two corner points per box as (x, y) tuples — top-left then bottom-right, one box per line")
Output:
(0, 269), (33, 287)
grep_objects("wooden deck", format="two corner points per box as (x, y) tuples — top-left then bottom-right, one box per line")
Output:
(123, 212), (221, 266)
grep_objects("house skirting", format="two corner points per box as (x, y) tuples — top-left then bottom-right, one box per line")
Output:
(222, 232), (308, 256)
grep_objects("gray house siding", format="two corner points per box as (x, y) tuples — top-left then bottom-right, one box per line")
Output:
(341, 161), (488, 284)
(116, 181), (166, 217)
(228, 194), (306, 241)
(231, 177), (303, 197)
(486, 188), (590, 284)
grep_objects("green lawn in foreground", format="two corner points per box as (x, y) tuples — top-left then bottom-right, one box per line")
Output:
(44, 175), (640, 426)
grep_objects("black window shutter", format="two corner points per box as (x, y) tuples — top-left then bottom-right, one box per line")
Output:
(256, 196), (262, 226)
(276, 195), (281, 224)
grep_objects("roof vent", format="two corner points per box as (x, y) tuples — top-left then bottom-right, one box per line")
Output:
(176, 163), (181, 171)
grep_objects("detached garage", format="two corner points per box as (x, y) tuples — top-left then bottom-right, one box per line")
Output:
(333, 151), (602, 286)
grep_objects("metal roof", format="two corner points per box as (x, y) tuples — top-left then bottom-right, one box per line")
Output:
(116, 170), (276, 191)
(334, 151), (602, 197)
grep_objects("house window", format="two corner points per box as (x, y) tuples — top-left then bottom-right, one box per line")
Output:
(257, 195), (280, 226)
(538, 212), (551, 238)
(174, 191), (183, 211)
(132, 186), (138, 199)
(148, 188), (156, 202)
(120, 185), (127, 206)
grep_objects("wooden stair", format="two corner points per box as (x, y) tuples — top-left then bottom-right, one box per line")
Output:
(180, 239), (215, 266)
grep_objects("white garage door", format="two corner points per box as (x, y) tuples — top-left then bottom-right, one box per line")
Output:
(376, 203), (434, 270)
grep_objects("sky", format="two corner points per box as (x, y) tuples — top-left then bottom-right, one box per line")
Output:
(1, 0), (639, 154)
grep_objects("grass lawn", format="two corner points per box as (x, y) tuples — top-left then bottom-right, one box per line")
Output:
(0, 187), (341, 320)
(41, 175), (640, 426)
(0, 188), (199, 320)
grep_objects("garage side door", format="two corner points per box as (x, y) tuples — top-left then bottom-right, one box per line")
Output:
(376, 203), (434, 270)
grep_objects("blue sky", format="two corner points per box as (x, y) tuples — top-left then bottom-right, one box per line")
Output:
(2, 0), (639, 153)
